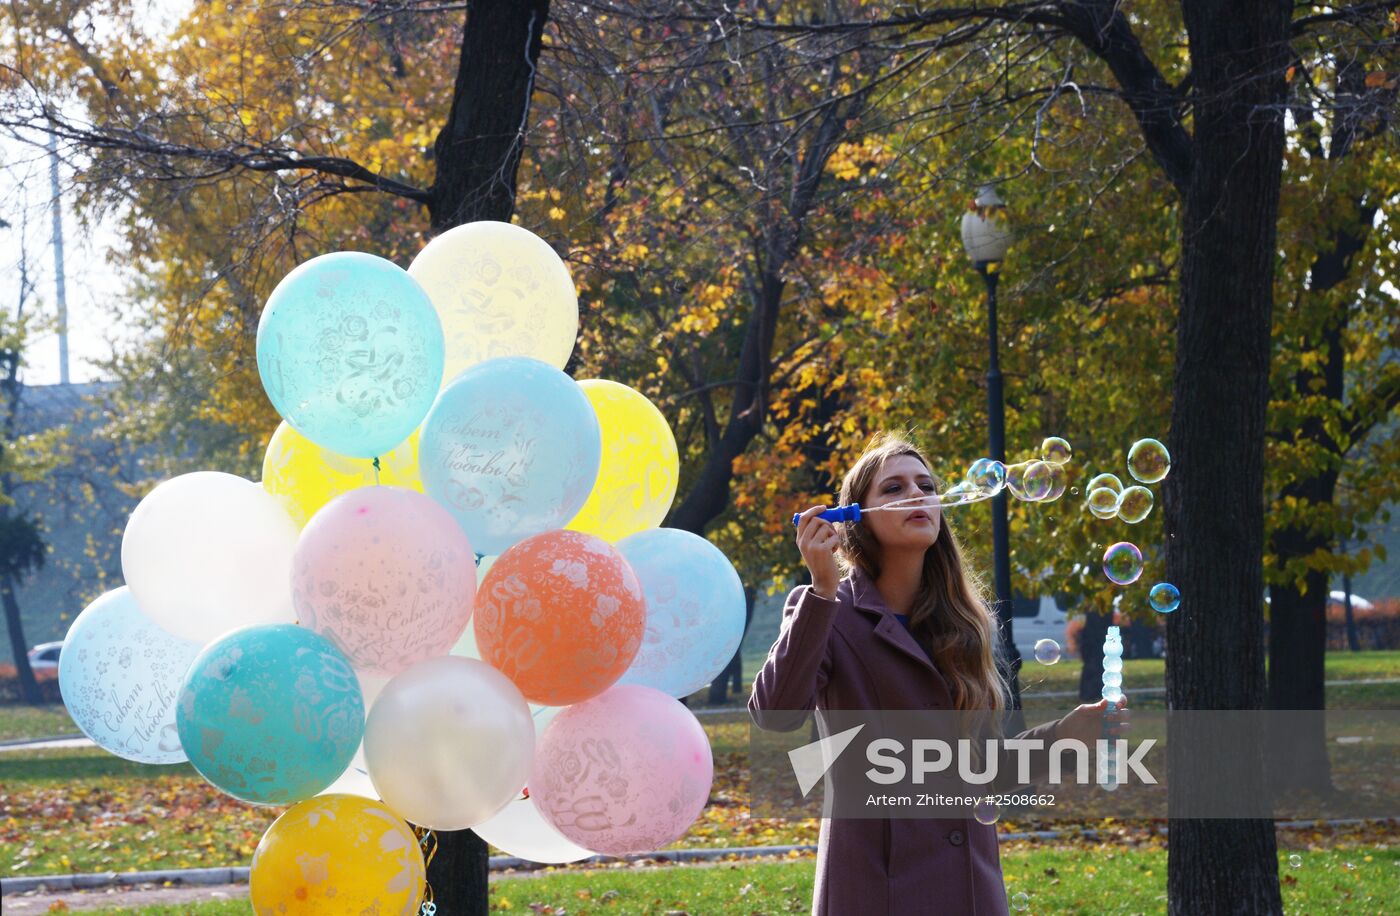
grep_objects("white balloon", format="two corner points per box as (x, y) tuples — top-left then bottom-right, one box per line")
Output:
(408, 221), (578, 380)
(475, 793), (596, 865)
(365, 656), (535, 830)
(121, 472), (298, 644)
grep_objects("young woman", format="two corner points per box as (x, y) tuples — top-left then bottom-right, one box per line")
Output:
(749, 433), (1118, 915)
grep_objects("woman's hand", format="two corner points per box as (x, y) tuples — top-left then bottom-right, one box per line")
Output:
(1053, 695), (1130, 747)
(795, 505), (842, 600)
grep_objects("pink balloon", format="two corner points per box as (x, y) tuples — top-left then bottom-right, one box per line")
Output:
(293, 486), (475, 676)
(528, 684), (712, 856)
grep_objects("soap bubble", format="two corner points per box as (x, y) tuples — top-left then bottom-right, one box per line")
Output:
(1004, 462), (1029, 500)
(1041, 436), (1072, 465)
(965, 458), (1007, 493)
(1102, 670), (1122, 687)
(1087, 472), (1124, 494)
(1287, 853), (1302, 868)
(1117, 485), (1154, 524)
(1087, 487), (1121, 519)
(1011, 891), (1030, 912)
(1040, 463), (1068, 502)
(1021, 461), (1054, 501)
(1127, 438), (1171, 483)
(1102, 685), (1124, 703)
(974, 799), (999, 825)
(1103, 542), (1144, 585)
(1149, 582), (1181, 613)
(1033, 638), (1061, 665)
(1104, 656), (1123, 673)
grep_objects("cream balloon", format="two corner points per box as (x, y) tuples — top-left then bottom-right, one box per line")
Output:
(121, 472), (298, 644)
(474, 793), (596, 865)
(364, 656), (535, 830)
(407, 221), (578, 380)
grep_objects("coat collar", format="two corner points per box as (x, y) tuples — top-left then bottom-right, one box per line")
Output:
(845, 565), (939, 676)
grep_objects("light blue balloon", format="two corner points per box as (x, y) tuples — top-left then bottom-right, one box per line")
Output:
(419, 356), (601, 554)
(257, 251), (444, 458)
(59, 587), (200, 765)
(176, 624), (363, 805)
(616, 528), (746, 698)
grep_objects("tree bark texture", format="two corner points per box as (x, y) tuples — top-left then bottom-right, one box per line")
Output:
(1164, 2), (1290, 912)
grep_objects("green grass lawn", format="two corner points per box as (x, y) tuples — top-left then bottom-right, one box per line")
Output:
(2, 651), (1396, 881)
(67, 840), (1400, 914)
(0, 704), (77, 741)
(719, 650), (1400, 710)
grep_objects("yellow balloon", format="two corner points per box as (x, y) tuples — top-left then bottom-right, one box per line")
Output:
(566, 379), (679, 542)
(262, 422), (422, 527)
(250, 794), (424, 915)
(407, 220), (579, 381)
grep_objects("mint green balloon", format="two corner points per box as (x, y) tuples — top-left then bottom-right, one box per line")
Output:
(176, 624), (364, 805)
(257, 251), (444, 458)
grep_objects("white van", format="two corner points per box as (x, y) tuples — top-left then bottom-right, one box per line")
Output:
(1010, 596), (1070, 661)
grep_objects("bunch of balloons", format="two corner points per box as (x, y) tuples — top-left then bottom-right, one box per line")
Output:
(60, 222), (746, 912)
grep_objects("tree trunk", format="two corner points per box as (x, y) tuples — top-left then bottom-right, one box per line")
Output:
(428, 0), (550, 234)
(1265, 206), (1369, 793)
(1078, 608), (1112, 704)
(424, 2), (551, 910)
(1163, 2), (1289, 912)
(1, 352), (40, 706)
(2, 572), (41, 704)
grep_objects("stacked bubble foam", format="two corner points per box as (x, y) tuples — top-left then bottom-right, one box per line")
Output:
(1100, 625), (1123, 791)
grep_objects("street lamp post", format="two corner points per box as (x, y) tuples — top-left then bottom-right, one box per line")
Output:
(959, 184), (1024, 713)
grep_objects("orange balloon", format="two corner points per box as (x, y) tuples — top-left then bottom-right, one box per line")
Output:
(474, 530), (645, 705)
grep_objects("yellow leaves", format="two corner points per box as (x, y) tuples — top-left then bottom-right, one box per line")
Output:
(619, 242), (650, 263)
(826, 136), (894, 181)
(548, 206), (566, 221)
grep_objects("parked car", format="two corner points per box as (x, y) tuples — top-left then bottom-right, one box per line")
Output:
(26, 641), (64, 672)
(1012, 596), (1069, 661)
(1328, 590), (1374, 611)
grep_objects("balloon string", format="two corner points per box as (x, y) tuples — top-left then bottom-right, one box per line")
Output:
(373, 456), (382, 486)
(414, 826), (437, 909)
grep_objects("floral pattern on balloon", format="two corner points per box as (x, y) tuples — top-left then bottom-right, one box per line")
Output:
(293, 486), (476, 677)
(250, 794), (424, 915)
(474, 530), (644, 706)
(616, 528), (747, 699)
(418, 356), (601, 556)
(257, 251), (444, 459)
(407, 220), (578, 379)
(59, 587), (201, 764)
(529, 684), (713, 856)
(177, 624), (364, 805)
(566, 379), (680, 543)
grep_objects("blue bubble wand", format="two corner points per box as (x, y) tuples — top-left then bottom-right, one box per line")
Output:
(789, 486), (995, 527)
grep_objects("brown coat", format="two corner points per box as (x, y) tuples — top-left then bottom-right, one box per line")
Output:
(748, 565), (1063, 915)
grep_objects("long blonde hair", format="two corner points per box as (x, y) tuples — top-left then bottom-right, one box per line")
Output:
(836, 432), (1007, 714)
